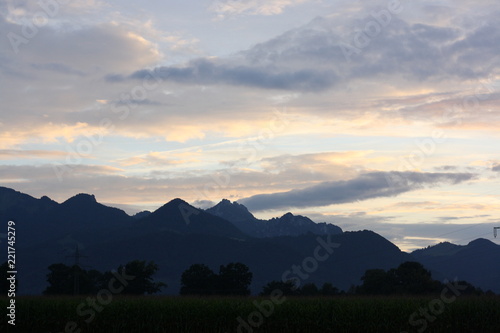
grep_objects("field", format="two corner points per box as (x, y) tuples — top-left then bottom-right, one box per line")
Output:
(1, 295), (500, 333)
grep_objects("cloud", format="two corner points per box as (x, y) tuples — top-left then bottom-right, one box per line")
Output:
(1, 0), (105, 24)
(117, 151), (200, 167)
(266, 15), (500, 81)
(3, 4), (498, 150)
(492, 164), (500, 172)
(0, 150), (67, 159)
(238, 171), (476, 211)
(117, 10), (500, 94)
(434, 165), (458, 171)
(30, 63), (86, 76)
(209, 0), (312, 19)
(0, 164), (122, 181)
(439, 214), (490, 222)
(192, 199), (216, 209)
(115, 58), (339, 92)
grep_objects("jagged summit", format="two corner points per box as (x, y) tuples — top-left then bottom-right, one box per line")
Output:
(206, 199), (342, 238)
(207, 199), (256, 223)
(274, 212), (314, 226)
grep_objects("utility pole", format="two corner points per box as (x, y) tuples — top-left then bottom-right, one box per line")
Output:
(66, 245), (87, 295)
(494, 227), (500, 238)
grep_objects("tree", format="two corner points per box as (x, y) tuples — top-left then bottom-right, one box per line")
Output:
(260, 280), (298, 296)
(44, 260), (165, 295)
(217, 262), (252, 295)
(44, 263), (72, 295)
(44, 263), (104, 295)
(320, 282), (340, 296)
(452, 280), (484, 296)
(391, 261), (441, 294)
(180, 262), (253, 295)
(357, 262), (444, 295)
(117, 260), (166, 295)
(358, 268), (394, 295)
(180, 264), (217, 295)
(300, 283), (319, 296)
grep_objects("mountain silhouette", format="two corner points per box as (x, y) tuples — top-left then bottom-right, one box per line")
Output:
(206, 199), (342, 237)
(0, 187), (497, 294)
(412, 239), (500, 293)
(137, 198), (247, 239)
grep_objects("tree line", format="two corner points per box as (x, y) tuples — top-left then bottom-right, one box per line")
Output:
(14, 260), (165, 295)
(1, 260), (488, 296)
(179, 260), (486, 296)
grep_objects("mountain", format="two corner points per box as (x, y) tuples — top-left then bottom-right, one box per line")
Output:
(0, 187), (133, 241)
(266, 212), (343, 237)
(132, 210), (152, 219)
(21, 228), (413, 295)
(0, 187), (497, 295)
(412, 239), (500, 293)
(206, 199), (343, 238)
(412, 241), (462, 257)
(207, 199), (257, 222)
(0, 187), (58, 213)
(53, 193), (133, 231)
(137, 198), (247, 239)
(205, 199), (260, 236)
(0, 187), (409, 295)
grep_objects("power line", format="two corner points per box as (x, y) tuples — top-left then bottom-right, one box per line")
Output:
(66, 245), (88, 295)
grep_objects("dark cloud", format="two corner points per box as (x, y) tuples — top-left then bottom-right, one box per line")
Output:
(115, 58), (339, 92)
(492, 164), (500, 172)
(112, 13), (500, 92)
(439, 214), (490, 221)
(239, 171), (476, 211)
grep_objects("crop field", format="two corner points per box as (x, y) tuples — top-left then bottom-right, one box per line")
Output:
(1, 295), (500, 333)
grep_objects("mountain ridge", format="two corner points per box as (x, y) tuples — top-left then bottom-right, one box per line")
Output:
(0, 186), (498, 295)
(206, 198), (343, 238)
(412, 238), (500, 293)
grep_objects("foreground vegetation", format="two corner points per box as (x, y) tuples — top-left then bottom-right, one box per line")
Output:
(1, 295), (499, 333)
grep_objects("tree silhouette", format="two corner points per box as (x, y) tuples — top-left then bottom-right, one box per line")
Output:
(260, 280), (298, 296)
(180, 264), (217, 295)
(116, 260), (166, 295)
(391, 261), (441, 294)
(217, 262), (252, 295)
(300, 283), (319, 296)
(180, 262), (253, 295)
(43, 260), (165, 295)
(44, 263), (104, 295)
(320, 282), (340, 296)
(358, 262), (443, 295)
(358, 268), (395, 295)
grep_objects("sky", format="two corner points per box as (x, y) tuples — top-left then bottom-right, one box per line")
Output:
(1, 0), (499, 251)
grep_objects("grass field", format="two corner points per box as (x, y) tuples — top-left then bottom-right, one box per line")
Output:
(1, 295), (500, 333)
